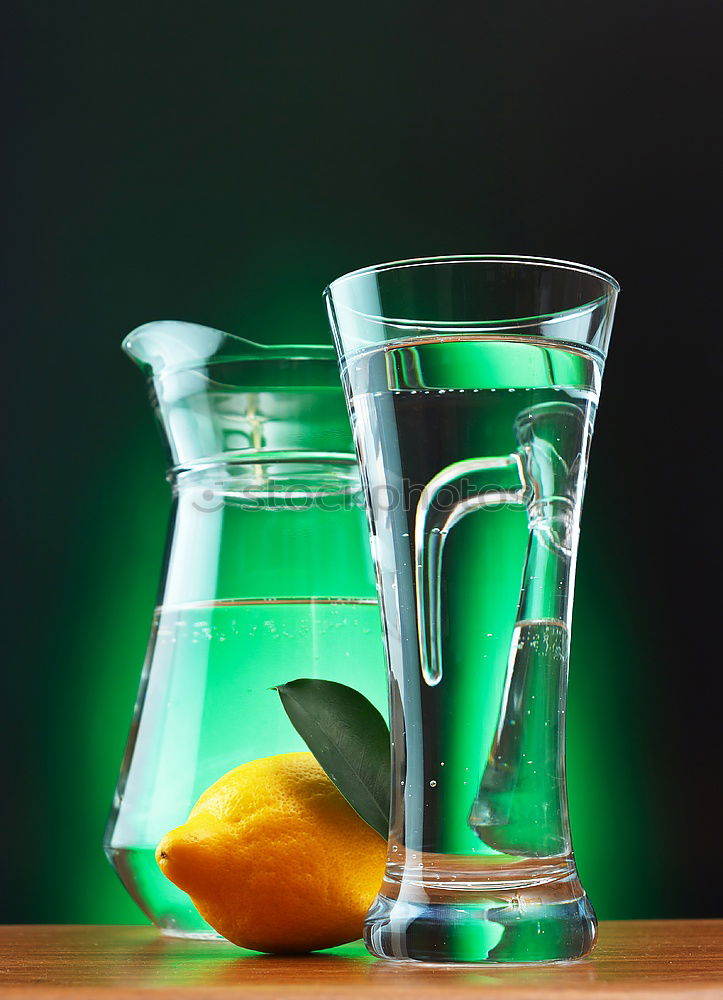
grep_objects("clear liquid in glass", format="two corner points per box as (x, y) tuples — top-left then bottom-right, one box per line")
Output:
(347, 335), (600, 962)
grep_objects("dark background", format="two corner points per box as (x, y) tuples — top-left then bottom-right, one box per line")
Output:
(3, 0), (721, 923)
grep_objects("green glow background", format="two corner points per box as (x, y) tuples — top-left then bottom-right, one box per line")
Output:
(3, 0), (720, 923)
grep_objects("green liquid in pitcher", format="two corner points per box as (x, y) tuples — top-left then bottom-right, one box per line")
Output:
(106, 597), (386, 936)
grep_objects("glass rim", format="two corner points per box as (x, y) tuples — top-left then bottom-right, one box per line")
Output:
(324, 254), (620, 329)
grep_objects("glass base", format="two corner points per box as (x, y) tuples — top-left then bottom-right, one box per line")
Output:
(159, 927), (223, 941)
(364, 872), (597, 964)
(105, 845), (220, 938)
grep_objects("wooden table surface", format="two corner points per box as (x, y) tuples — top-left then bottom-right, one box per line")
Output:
(0, 922), (721, 999)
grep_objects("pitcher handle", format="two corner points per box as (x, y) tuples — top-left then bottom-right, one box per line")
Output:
(414, 453), (527, 686)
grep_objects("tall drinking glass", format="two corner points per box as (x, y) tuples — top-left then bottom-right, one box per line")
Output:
(325, 256), (619, 964)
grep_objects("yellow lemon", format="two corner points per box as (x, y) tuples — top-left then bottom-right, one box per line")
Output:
(156, 752), (386, 954)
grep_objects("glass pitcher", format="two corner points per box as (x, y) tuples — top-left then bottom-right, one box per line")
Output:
(104, 321), (387, 937)
(326, 256), (619, 964)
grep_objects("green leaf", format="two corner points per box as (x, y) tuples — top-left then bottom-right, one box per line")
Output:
(275, 679), (390, 839)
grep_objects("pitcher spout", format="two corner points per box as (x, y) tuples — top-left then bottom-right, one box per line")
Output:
(123, 321), (269, 376)
(122, 321), (353, 471)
